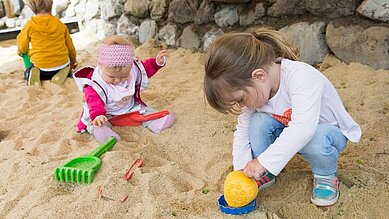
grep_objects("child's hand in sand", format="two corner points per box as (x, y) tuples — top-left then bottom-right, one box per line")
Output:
(243, 159), (267, 181)
(156, 50), (167, 66)
(93, 115), (108, 126)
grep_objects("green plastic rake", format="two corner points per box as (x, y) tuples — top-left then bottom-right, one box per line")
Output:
(22, 53), (32, 69)
(54, 137), (117, 184)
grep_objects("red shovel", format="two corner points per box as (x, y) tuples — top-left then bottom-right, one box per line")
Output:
(108, 110), (170, 126)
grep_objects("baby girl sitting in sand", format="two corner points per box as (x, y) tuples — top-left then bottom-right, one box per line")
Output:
(73, 35), (175, 142)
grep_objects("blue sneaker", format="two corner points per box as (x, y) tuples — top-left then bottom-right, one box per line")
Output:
(311, 174), (339, 206)
(255, 172), (275, 190)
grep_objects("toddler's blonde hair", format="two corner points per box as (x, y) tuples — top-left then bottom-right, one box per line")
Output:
(26, 0), (53, 14)
(102, 35), (133, 46)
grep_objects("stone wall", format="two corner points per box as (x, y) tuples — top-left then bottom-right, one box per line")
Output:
(1, 0), (389, 69)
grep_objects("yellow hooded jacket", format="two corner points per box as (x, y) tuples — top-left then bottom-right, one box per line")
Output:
(17, 15), (76, 69)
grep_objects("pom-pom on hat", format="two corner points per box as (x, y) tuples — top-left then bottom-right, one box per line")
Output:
(98, 44), (134, 67)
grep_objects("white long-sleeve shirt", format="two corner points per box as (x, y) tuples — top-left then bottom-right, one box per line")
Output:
(232, 59), (361, 175)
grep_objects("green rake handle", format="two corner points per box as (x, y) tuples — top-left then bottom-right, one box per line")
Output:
(88, 137), (117, 157)
(22, 53), (32, 69)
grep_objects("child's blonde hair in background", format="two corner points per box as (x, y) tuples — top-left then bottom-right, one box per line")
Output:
(204, 28), (300, 114)
(26, 0), (53, 14)
(102, 35), (133, 46)
(99, 35), (134, 72)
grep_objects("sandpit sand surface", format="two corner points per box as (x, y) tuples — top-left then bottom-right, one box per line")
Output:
(0, 31), (388, 218)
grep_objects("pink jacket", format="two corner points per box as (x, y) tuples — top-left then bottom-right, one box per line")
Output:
(75, 57), (163, 131)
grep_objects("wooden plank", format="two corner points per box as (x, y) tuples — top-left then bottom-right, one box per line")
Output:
(3, 0), (15, 17)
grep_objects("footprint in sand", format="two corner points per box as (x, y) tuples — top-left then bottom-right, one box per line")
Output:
(8, 162), (22, 183)
(0, 185), (31, 218)
(147, 164), (205, 197)
(0, 130), (10, 142)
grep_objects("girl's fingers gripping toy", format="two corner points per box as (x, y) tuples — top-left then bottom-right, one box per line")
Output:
(218, 171), (258, 215)
(54, 137), (117, 184)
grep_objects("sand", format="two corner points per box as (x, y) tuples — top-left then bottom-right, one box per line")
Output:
(0, 31), (388, 218)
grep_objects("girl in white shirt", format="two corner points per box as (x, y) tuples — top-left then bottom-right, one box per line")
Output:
(204, 28), (361, 207)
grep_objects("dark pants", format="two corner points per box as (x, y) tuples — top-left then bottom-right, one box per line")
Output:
(24, 64), (72, 81)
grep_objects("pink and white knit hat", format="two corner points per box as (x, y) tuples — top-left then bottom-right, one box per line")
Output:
(98, 44), (134, 67)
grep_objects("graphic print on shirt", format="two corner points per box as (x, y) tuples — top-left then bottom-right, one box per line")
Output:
(272, 108), (292, 126)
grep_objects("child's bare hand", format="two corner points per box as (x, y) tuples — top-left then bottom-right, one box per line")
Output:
(92, 115), (108, 126)
(70, 60), (78, 69)
(156, 50), (167, 66)
(243, 159), (267, 180)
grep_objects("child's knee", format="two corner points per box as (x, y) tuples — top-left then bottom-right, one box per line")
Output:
(249, 112), (274, 132)
(310, 124), (347, 153)
(301, 128), (343, 158)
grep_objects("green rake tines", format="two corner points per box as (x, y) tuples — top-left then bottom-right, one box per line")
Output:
(54, 137), (117, 184)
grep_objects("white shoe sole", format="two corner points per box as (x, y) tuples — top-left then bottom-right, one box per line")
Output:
(258, 178), (275, 191)
(310, 191), (339, 207)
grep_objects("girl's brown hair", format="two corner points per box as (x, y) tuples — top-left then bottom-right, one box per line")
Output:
(26, 0), (53, 14)
(204, 28), (300, 114)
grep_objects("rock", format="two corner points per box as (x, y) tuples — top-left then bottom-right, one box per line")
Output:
(239, 2), (265, 26)
(116, 14), (139, 40)
(305, 0), (355, 18)
(202, 28), (224, 51)
(124, 0), (150, 18)
(139, 20), (157, 44)
(214, 6), (239, 27)
(84, 0), (100, 21)
(53, 0), (70, 15)
(178, 25), (200, 49)
(65, 4), (76, 17)
(18, 5), (34, 20)
(267, 0), (305, 17)
(168, 0), (199, 24)
(150, 0), (167, 20)
(5, 17), (16, 28)
(101, 0), (123, 21)
(326, 20), (389, 69)
(357, 0), (389, 23)
(97, 19), (117, 40)
(211, 0), (250, 3)
(194, 0), (215, 25)
(157, 23), (179, 46)
(280, 22), (328, 66)
(0, 20), (5, 29)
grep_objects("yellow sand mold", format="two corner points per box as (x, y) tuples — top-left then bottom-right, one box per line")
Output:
(223, 171), (259, 208)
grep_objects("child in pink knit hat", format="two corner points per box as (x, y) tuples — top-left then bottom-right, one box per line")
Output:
(73, 35), (175, 143)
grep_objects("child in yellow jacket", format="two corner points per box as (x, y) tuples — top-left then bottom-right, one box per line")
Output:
(17, 0), (77, 86)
